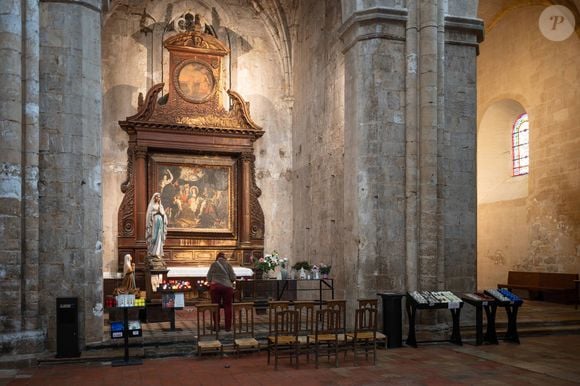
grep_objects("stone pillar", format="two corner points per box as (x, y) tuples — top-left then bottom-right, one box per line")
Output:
(339, 3), (408, 308)
(0, 0), (44, 358)
(39, 0), (103, 349)
(0, 0), (25, 339)
(441, 4), (482, 291)
(417, 0), (441, 291)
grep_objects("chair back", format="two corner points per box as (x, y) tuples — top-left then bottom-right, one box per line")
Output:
(233, 302), (255, 340)
(196, 303), (219, 341)
(292, 301), (316, 336)
(325, 299), (346, 332)
(314, 308), (341, 336)
(357, 298), (378, 310)
(354, 307), (378, 336)
(273, 309), (299, 340)
(268, 301), (290, 334)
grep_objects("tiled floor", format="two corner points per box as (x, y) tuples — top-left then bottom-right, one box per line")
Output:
(3, 334), (580, 385)
(2, 300), (580, 385)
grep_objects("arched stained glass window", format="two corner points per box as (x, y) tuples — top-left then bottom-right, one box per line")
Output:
(512, 113), (529, 176)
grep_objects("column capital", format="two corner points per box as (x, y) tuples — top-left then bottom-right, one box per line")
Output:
(240, 152), (254, 162)
(339, 7), (408, 53)
(445, 16), (484, 53)
(134, 146), (147, 159)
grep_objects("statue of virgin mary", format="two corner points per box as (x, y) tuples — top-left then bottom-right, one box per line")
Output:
(145, 192), (168, 270)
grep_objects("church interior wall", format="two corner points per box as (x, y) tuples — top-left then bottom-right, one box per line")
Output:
(477, 4), (580, 289)
(291, 0), (345, 297)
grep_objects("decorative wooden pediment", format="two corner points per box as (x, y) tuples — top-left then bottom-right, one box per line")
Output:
(117, 14), (265, 274)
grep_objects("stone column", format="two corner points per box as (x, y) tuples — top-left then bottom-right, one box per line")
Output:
(39, 0), (103, 349)
(339, 2), (408, 307)
(440, 4), (482, 291)
(0, 0), (44, 357)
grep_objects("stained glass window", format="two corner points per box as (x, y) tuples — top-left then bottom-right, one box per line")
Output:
(512, 113), (529, 176)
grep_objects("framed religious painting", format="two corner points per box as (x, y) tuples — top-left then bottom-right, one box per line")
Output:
(173, 60), (216, 104)
(149, 153), (236, 234)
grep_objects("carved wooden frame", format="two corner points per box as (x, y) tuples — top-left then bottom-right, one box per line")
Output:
(117, 24), (265, 273)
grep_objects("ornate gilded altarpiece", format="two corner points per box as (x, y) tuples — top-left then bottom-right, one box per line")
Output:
(117, 16), (265, 276)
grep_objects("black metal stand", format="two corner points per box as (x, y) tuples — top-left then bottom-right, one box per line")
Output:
(238, 279), (334, 307)
(111, 307), (143, 367)
(405, 294), (463, 348)
(503, 303), (521, 343)
(461, 296), (499, 345)
(377, 292), (404, 348)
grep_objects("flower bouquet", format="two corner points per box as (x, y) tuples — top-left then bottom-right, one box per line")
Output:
(253, 251), (288, 279)
(319, 263), (331, 278)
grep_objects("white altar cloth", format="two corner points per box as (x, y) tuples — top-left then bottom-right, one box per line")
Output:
(166, 266), (254, 278)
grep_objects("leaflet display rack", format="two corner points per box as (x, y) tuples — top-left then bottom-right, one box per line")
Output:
(109, 306), (145, 367)
(158, 290), (187, 331)
(405, 291), (463, 347)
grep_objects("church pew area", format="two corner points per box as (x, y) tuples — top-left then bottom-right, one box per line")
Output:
(498, 271), (579, 304)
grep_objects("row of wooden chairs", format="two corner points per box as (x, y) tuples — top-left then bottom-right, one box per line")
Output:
(194, 298), (385, 366)
(195, 302), (261, 358)
(267, 299), (383, 369)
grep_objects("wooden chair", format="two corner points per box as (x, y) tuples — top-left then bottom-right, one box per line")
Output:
(357, 298), (387, 346)
(267, 309), (300, 370)
(307, 308), (341, 368)
(324, 299), (351, 355)
(232, 302), (260, 357)
(195, 303), (223, 358)
(292, 301), (316, 342)
(268, 301), (290, 335)
(346, 307), (378, 365)
(292, 301), (316, 361)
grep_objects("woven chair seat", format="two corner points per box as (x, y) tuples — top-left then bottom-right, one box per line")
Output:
(235, 337), (260, 349)
(308, 333), (339, 342)
(346, 331), (377, 340)
(198, 340), (223, 349)
(268, 335), (298, 345)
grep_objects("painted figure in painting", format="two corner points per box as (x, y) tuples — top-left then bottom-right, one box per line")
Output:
(158, 164), (230, 231)
(145, 192), (168, 270)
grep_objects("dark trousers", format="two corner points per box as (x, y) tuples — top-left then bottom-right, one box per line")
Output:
(209, 283), (234, 331)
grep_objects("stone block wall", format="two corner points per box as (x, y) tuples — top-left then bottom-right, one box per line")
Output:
(291, 0), (345, 295)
